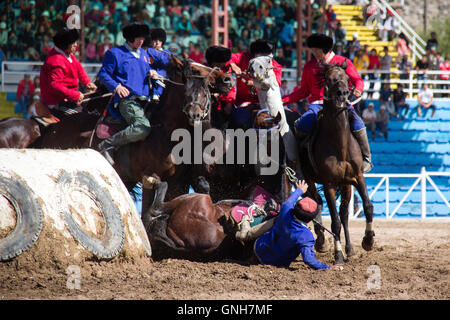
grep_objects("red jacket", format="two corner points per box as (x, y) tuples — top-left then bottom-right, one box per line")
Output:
(231, 51), (282, 105)
(40, 48), (91, 106)
(282, 52), (364, 105)
(16, 79), (35, 100)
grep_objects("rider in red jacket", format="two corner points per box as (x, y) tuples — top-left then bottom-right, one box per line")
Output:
(40, 28), (97, 119)
(229, 39), (282, 106)
(282, 33), (373, 173)
(205, 45), (237, 129)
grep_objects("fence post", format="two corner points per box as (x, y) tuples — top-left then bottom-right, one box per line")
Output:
(421, 167), (427, 219)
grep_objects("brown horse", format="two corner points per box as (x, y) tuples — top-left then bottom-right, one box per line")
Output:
(0, 117), (41, 148)
(299, 63), (374, 264)
(142, 179), (250, 261)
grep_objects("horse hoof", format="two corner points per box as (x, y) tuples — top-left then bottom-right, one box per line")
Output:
(346, 246), (356, 257)
(334, 251), (345, 265)
(362, 236), (374, 251)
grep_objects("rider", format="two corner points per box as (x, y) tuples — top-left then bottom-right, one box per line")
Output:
(236, 180), (330, 270)
(229, 39), (299, 172)
(282, 33), (373, 173)
(97, 22), (158, 165)
(147, 28), (171, 103)
(229, 39), (282, 108)
(205, 45), (236, 129)
(40, 27), (97, 120)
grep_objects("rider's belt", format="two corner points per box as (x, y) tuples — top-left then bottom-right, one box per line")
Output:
(311, 100), (323, 105)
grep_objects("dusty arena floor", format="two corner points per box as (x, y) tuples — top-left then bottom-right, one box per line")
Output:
(0, 219), (449, 300)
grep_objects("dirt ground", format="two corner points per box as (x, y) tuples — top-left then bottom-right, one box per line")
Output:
(0, 218), (449, 300)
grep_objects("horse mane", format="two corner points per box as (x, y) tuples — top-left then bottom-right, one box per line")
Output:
(314, 60), (349, 88)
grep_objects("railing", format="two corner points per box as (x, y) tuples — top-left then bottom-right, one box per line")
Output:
(373, 0), (427, 61)
(1, 61), (102, 92)
(348, 168), (450, 219)
(282, 68), (450, 98)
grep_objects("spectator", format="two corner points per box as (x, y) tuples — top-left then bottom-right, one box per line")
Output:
(269, 0), (285, 26)
(417, 83), (436, 118)
(348, 32), (361, 51)
(279, 21), (295, 47)
(364, 0), (378, 23)
(175, 12), (192, 36)
(33, 76), (40, 95)
(378, 11), (399, 42)
(367, 48), (380, 87)
(375, 106), (389, 141)
(16, 74), (35, 119)
(344, 44), (357, 61)
(8, 31), (22, 59)
(334, 43), (345, 56)
(426, 32), (438, 51)
(380, 46), (392, 81)
(327, 12), (340, 32)
(380, 82), (395, 117)
(393, 84), (410, 119)
(188, 43), (206, 64)
(27, 94), (40, 119)
(98, 37), (113, 61)
(362, 102), (377, 141)
(0, 22), (8, 50)
(439, 57), (450, 94)
(275, 47), (289, 68)
(353, 49), (369, 71)
(334, 22), (347, 46)
(86, 38), (99, 63)
(415, 55), (429, 81)
(280, 80), (291, 96)
(398, 54), (412, 80)
(263, 17), (278, 43)
(86, 5), (102, 24)
(396, 33), (410, 57)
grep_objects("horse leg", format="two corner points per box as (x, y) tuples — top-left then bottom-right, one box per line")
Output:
(324, 186), (345, 264)
(307, 180), (327, 253)
(354, 175), (375, 251)
(338, 184), (355, 257)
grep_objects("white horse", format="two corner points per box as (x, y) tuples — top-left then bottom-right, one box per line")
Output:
(249, 55), (299, 165)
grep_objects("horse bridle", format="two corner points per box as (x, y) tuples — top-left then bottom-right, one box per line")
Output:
(182, 65), (220, 120)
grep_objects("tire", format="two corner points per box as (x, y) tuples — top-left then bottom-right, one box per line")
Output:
(0, 174), (43, 261)
(56, 171), (125, 259)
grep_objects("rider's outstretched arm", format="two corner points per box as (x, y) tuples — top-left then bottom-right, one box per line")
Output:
(281, 64), (311, 105)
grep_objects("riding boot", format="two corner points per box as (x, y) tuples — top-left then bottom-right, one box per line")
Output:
(352, 128), (374, 173)
(235, 216), (277, 242)
(98, 130), (133, 166)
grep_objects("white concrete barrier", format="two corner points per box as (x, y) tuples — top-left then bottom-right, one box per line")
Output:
(0, 149), (151, 267)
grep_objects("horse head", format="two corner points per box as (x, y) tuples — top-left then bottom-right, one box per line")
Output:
(322, 62), (350, 109)
(248, 56), (275, 91)
(190, 61), (234, 95)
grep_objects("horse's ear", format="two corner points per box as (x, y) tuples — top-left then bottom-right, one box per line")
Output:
(341, 60), (348, 70)
(172, 55), (184, 69)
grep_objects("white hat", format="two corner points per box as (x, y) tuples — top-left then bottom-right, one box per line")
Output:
(352, 32), (359, 38)
(0, 22), (6, 29)
(265, 17), (273, 25)
(42, 10), (49, 16)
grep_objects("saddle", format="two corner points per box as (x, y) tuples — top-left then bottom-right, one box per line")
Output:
(96, 115), (127, 140)
(33, 100), (61, 126)
(231, 185), (281, 228)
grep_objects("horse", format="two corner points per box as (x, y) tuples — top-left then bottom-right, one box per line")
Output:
(298, 63), (375, 264)
(0, 117), (41, 148)
(141, 178), (252, 261)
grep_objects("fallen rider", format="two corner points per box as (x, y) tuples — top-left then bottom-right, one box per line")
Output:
(236, 180), (330, 270)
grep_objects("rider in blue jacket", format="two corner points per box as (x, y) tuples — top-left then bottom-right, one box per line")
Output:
(236, 180), (330, 270)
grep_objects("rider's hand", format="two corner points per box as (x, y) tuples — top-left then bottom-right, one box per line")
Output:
(230, 63), (242, 75)
(295, 180), (308, 193)
(86, 82), (97, 91)
(116, 84), (130, 98)
(149, 69), (159, 79)
(353, 89), (362, 97)
(77, 92), (85, 104)
(246, 79), (254, 88)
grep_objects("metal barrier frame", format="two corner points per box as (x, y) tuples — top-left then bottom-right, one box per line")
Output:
(348, 167), (450, 219)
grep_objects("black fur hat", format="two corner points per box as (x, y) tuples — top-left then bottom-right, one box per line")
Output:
(293, 197), (320, 223)
(249, 39), (275, 56)
(53, 28), (80, 50)
(122, 22), (150, 42)
(205, 46), (231, 65)
(307, 33), (334, 53)
(150, 28), (167, 44)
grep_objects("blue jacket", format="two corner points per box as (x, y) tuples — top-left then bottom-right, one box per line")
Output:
(147, 47), (172, 71)
(98, 45), (153, 117)
(254, 188), (330, 269)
